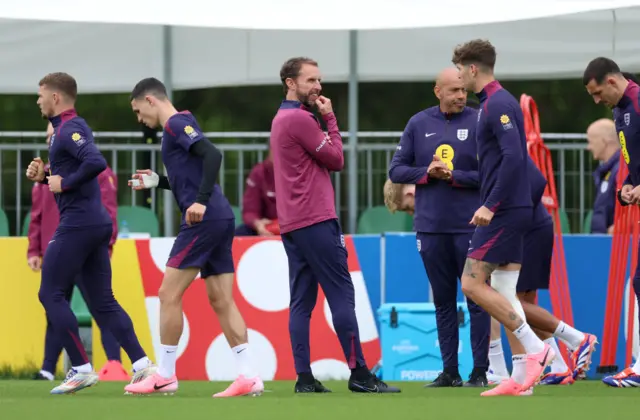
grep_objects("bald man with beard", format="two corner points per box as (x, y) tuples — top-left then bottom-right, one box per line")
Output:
(388, 67), (490, 388)
(586, 118), (621, 234)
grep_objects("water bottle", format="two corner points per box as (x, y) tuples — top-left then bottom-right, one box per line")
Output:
(119, 220), (130, 238)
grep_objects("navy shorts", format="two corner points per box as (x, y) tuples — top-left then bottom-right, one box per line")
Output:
(166, 219), (235, 277)
(467, 207), (532, 266)
(517, 221), (554, 293)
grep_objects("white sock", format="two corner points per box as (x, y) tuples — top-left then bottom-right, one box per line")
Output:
(158, 344), (178, 379)
(632, 356), (640, 375)
(72, 363), (92, 373)
(39, 370), (55, 380)
(513, 322), (545, 354)
(132, 356), (152, 373)
(232, 343), (256, 378)
(553, 321), (585, 351)
(488, 339), (509, 377)
(544, 338), (568, 373)
(511, 355), (527, 385)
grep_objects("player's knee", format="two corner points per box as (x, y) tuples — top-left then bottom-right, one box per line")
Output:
(158, 283), (183, 306)
(289, 299), (317, 316)
(518, 290), (536, 304)
(466, 298), (485, 314)
(328, 306), (353, 327)
(492, 270), (526, 319)
(38, 287), (63, 308)
(433, 297), (456, 310)
(431, 285), (457, 306)
(208, 292), (233, 313)
(205, 273), (235, 313)
(38, 289), (49, 307)
(490, 270), (518, 296)
(460, 279), (478, 297)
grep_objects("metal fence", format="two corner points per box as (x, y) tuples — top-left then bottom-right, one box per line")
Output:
(0, 131), (598, 236)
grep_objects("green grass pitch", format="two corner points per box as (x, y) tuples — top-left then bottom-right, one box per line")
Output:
(0, 380), (630, 420)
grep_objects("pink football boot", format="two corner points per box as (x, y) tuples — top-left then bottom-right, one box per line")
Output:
(124, 372), (178, 395)
(213, 375), (264, 397)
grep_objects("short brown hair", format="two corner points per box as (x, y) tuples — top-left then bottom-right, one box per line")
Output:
(39, 72), (78, 100)
(383, 179), (406, 213)
(452, 39), (497, 72)
(280, 57), (318, 94)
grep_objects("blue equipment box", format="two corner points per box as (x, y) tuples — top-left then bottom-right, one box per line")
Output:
(377, 303), (474, 381)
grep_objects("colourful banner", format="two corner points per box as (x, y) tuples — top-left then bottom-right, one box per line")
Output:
(1, 234), (636, 380)
(96, 236), (381, 380)
(0, 238), (62, 373)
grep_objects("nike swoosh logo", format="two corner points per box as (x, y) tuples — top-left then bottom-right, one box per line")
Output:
(154, 381), (176, 390)
(352, 382), (378, 392)
(539, 349), (550, 367)
(237, 348), (246, 354)
(425, 133), (436, 137)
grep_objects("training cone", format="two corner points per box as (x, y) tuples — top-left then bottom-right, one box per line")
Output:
(98, 360), (131, 381)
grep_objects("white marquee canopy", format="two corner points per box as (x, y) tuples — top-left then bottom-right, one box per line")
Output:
(1, 0), (640, 94)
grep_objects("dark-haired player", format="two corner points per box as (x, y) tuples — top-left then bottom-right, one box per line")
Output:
(26, 72), (154, 395)
(584, 57), (640, 387)
(451, 39), (554, 396)
(124, 77), (263, 397)
(271, 57), (400, 394)
(385, 158), (598, 394)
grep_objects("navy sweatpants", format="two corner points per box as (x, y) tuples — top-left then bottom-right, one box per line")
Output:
(41, 281), (121, 374)
(38, 225), (145, 368)
(417, 232), (490, 373)
(282, 219), (366, 374)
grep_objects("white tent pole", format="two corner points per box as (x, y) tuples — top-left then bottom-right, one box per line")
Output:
(347, 30), (358, 234)
(162, 25), (175, 236)
(612, 9), (618, 57)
